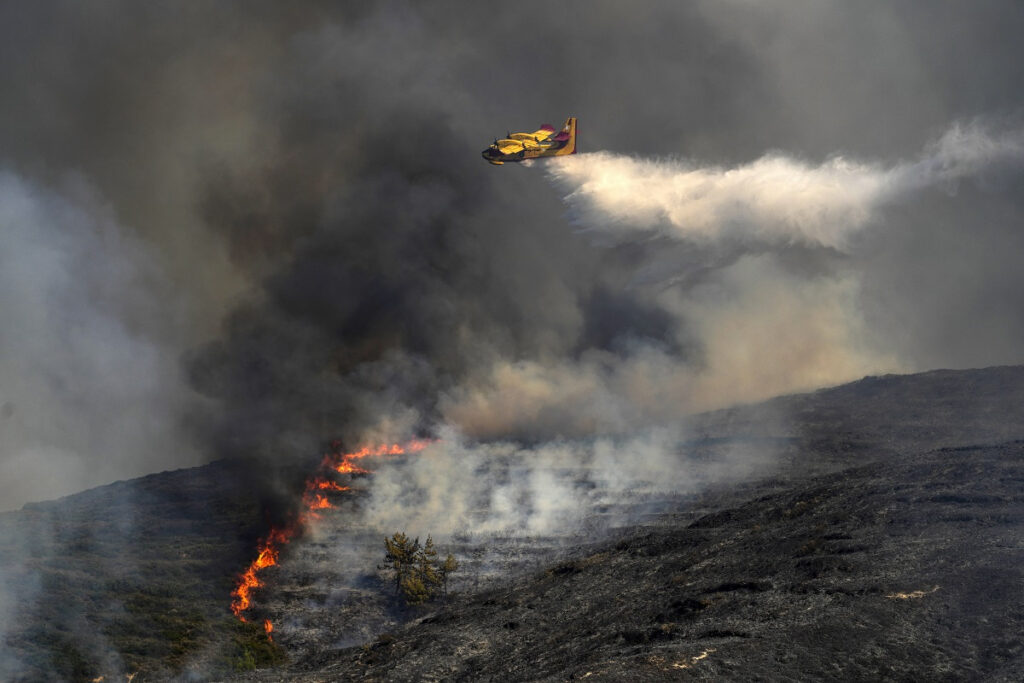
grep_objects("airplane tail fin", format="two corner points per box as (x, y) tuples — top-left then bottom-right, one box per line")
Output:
(554, 117), (577, 156)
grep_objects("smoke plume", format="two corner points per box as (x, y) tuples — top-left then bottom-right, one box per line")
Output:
(0, 0), (1022, 510)
(0, 171), (200, 509)
(4, 2), (1024, 674)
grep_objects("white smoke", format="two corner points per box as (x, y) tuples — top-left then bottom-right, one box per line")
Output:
(440, 254), (898, 442)
(0, 170), (200, 510)
(361, 425), (773, 538)
(353, 124), (1024, 544)
(546, 122), (1024, 250)
(357, 254), (896, 539)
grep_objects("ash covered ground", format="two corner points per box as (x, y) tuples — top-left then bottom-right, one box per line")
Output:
(245, 443), (1024, 682)
(245, 440), (1024, 679)
(230, 366), (1024, 681)
(4, 366), (1024, 680)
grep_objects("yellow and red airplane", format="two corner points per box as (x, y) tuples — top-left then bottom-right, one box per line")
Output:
(481, 117), (577, 165)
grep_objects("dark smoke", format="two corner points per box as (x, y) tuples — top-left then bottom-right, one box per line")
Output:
(185, 100), (612, 462)
(2, 0), (1024, 509)
(4, 4), (1024, 676)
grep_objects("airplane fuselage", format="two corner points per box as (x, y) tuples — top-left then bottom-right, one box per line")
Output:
(481, 117), (577, 165)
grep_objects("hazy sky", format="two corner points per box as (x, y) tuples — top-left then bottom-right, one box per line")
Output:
(2, 1), (1024, 508)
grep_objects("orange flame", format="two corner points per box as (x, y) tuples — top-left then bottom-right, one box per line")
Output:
(322, 440), (431, 475)
(308, 493), (332, 510)
(231, 527), (293, 620)
(317, 480), (350, 491)
(230, 439), (433, 624)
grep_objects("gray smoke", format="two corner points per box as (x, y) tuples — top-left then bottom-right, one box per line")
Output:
(362, 425), (778, 538)
(0, 0), (1023, 537)
(4, 2), (1024, 676)
(0, 171), (200, 509)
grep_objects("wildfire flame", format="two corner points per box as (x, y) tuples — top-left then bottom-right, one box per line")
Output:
(307, 493), (332, 510)
(230, 439), (432, 634)
(322, 439), (430, 474)
(231, 527), (293, 620)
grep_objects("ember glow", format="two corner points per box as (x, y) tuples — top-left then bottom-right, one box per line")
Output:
(886, 585), (940, 600)
(230, 440), (432, 632)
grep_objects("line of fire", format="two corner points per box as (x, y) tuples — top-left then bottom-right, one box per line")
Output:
(230, 440), (432, 638)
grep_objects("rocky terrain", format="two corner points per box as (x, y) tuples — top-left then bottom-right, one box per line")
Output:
(3, 366), (1024, 681)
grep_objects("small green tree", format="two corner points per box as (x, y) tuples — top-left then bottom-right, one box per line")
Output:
(384, 532), (459, 606)
(400, 574), (431, 606)
(418, 536), (442, 593)
(382, 532), (419, 596)
(440, 553), (458, 597)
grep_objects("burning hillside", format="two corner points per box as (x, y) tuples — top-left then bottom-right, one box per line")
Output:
(230, 440), (431, 632)
(245, 440), (1024, 682)
(4, 3), (1024, 682)
(2, 367), (1024, 680)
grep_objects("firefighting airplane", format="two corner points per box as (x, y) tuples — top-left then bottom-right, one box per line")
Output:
(481, 117), (577, 165)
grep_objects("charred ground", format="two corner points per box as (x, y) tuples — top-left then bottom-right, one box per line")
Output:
(234, 366), (1024, 681)
(3, 365), (1024, 680)
(258, 442), (1024, 681)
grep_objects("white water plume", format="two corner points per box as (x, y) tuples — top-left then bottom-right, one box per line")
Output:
(547, 123), (1024, 250)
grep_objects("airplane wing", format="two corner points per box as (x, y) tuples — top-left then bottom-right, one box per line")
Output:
(531, 124), (556, 141)
(495, 139), (524, 154)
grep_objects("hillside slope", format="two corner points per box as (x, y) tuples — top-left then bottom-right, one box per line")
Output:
(257, 441), (1024, 681)
(3, 366), (1024, 681)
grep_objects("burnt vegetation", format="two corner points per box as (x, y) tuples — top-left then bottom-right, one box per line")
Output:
(2, 366), (1024, 680)
(274, 440), (1024, 681)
